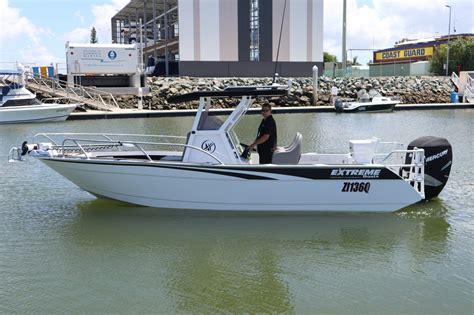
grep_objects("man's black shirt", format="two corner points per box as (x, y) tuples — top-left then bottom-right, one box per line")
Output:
(257, 115), (277, 154)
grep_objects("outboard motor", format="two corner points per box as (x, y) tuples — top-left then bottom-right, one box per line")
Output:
(405, 136), (452, 200)
(334, 99), (344, 112)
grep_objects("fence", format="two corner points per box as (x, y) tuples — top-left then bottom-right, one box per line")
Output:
(323, 61), (433, 78)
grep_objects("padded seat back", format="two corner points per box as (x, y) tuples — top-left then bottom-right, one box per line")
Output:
(272, 133), (302, 165)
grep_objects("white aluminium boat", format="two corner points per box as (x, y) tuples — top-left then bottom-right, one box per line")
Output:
(0, 70), (79, 123)
(335, 90), (400, 113)
(9, 84), (452, 212)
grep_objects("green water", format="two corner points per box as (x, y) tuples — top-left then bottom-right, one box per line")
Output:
(0, 110), (472, 314)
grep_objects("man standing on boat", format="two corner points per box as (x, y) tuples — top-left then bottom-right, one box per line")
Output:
(249, 104), (277, 164)
(331, 85), (339, 105)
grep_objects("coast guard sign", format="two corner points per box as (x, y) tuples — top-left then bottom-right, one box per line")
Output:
(375, 46), (433, 62)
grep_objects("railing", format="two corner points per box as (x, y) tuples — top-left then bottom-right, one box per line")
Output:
(451, 71), (460, 88)
(8, 147), (22, 162)
(58, 138), (223, 165)
(41, 97), (82, 104)
(27, 132), (223, 165)
(373, 142), (425, 198)
(32, 133), (186, 145)
(464, 75), (473, 103)
(386, 148), (424, 198)
(24, 72), (119, 111)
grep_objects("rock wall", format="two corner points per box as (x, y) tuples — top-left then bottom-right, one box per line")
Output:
(114, 76), (455, 110)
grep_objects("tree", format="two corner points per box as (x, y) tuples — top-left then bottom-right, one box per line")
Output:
(324, 52), (338, 63)
(430, 37), (474, 75)
(90, 27), (98, 44)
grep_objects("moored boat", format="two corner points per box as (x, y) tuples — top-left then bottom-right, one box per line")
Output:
(0, 69), (79, 123)
(335, 89), (400, 113)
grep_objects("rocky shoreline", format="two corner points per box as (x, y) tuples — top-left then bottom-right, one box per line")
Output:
(113, 76), (454, 110)
(39, 76), (455, 110)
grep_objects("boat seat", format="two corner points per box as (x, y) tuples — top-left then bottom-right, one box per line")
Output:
(349, 137), (379, 164)
(272, 133), (302, 165)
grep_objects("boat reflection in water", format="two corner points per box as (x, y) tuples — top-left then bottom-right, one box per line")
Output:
(61, 199), (450, 313)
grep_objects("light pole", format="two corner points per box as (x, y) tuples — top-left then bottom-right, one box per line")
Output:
(342, 0), (347, 74)
(445, 4), (452, 76)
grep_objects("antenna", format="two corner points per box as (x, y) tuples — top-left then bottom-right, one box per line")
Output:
(272, 0), (287, 84)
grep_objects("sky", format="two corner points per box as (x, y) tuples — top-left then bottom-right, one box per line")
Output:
(0, 0), (473, 69)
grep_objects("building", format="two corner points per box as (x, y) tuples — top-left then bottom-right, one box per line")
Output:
(373, 33), (474, 64)
(370, 33), (473, 76)
(111, 0), (324, 77)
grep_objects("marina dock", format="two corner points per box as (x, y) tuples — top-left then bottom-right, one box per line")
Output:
(69, 103), (474, 120)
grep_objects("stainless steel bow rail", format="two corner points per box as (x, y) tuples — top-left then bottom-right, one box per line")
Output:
(32, 132), (187, 145)
(9, 132), (223, 165)
(59, 138), (224, 164)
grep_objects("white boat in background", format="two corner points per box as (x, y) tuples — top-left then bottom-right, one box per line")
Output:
(335, 89), (400, 113)
(9, 84), (452, 212)
(0, 69), (79, 124)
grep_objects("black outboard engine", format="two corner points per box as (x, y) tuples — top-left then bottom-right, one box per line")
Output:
(405, 136), (452, 200)
(334, 99), (344, 112)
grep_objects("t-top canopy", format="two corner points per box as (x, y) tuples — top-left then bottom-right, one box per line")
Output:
(168, 85), (289, 103)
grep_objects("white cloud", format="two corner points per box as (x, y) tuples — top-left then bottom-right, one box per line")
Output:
(0, 0), (43, 44)
(0, 0), (54, 66)
(63, 0), (128, 44)
(2, 0), (471, 68)
(74, 11), (85, 24)
(324, 0), (474, 64)
(0, 0), (128, 67)
(63, 27), (92, 45)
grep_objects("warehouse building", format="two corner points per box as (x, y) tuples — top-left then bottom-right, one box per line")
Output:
(111, 0), (324, 77)
(370, 33), (474, 76)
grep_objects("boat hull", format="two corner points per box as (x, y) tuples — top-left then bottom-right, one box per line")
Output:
(338, 101), (398, 113)
(40, 158), (422, 212)
(0, 103), (78, 123)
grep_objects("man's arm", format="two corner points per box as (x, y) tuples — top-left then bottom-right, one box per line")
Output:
(249, 134), (270, 150)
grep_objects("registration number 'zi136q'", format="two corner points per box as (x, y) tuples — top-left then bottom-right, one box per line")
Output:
(341, 182), (371, 193)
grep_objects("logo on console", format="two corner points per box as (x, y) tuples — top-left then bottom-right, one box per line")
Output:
(107, 50), (117, 60)
(201, 140), (216, 153)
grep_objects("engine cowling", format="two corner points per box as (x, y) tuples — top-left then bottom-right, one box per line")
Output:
(406, 136), (452, 200)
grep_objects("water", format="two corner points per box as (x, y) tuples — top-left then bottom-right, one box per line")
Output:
(0, 110), (473, 314)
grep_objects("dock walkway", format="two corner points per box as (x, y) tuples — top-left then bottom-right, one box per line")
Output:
(69, 103), (474, 120)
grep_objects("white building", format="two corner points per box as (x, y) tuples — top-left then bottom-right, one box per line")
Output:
(112, 0), (323, 77)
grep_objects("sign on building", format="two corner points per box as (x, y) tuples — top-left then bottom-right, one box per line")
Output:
(374, 46), (434, 63)
(66, 43), (138, 74)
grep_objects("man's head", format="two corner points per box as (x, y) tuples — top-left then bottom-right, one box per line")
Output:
(261, 104), (272, 118)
